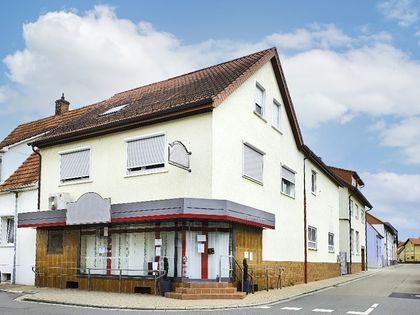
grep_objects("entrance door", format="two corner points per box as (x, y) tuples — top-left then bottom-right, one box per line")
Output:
(208, 232), (230, 280)
(339, 252), (348, 275)
(361, 247), (366, 271)
(185, 231), (201, 279)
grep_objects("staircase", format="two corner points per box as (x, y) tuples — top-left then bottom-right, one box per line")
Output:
(165, 282), (246, 300)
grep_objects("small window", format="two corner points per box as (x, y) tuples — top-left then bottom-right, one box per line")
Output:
(47, 230), (64, 255)
(281, 166), (296, 197)
(60, 149), (90, 182)
(127, 134), (165, 173)
(3, 218), (15, 244)
(355, 204), (359, 219)
(361, 209), (365, 223)
(350, 200), (354, 217)
(243, 143), (264, 183)
(311, 171), (317, 194)
(308, 226), (317, 250)
(0, 155), (3, 182)
(328, 233), (334, 253)
(272, 99), (281, 130)
(355, 231), (360, 255)
(254, 83), (265, 117)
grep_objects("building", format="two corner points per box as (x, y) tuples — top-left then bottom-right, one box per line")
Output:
(328, 167), (373, 274)
(366, 222), (384, 268)
(366, 213), (398, 266)
(18, 48), (343, 295)
(401, 238), (420, 263)
(0, 97), (94, 284)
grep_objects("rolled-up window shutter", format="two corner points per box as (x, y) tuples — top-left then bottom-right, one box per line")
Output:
(243, 144), (263, 182)
(282, 166), (295, 184)
(60, 149), (90, 180)
(127, 135), (165, 169)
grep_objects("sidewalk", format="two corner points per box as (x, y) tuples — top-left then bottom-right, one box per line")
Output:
(0, 268), (391, 310)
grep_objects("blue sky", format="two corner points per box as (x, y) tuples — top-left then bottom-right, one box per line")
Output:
(0, 0), (419, 240)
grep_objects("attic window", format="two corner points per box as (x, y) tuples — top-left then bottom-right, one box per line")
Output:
(99, 104), (128, 116)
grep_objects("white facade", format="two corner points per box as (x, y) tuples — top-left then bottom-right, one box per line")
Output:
(39, 61), (340, 267)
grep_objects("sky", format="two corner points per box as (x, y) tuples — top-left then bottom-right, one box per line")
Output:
(0, 0), (419, 241)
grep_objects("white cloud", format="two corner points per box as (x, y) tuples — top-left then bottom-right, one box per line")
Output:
(378, 0), (419, 27)
(379, 117), (420, 164)
(362, 172), (420, 240)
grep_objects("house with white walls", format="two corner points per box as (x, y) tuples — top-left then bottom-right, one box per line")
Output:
(367, 213), (398, 267)
(18, 48), (343, 298)
(0, 97), (95, 284)
(328, 167), (373, 274)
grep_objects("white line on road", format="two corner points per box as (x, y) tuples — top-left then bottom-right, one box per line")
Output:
(281, 306), (302, 311)
(258, 305), (271, 309)
(312, 308), (334, 312)
(347, 304), (378, 315)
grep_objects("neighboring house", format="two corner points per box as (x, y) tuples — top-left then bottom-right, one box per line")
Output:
(0, 97), (94, 284)
(397, 242), (405, 263)
(402, 238), (420, 263)
(18, 48), (343, 296)
(367, 222), (383, 268)
(366, 213), (398, 266)
(328, 167), (373, 274)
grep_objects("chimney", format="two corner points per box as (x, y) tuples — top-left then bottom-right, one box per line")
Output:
(55, 93), (70, 115)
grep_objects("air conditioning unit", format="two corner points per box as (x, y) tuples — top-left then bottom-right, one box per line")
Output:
(48, 193), (72, 210)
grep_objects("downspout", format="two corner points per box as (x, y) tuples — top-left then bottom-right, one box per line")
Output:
(303, 156), (308, 283)
(12, 191), (18, 284)
(31, 145), (41, 210)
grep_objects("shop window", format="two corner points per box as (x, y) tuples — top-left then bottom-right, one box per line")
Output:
(47, 230), (64, 255)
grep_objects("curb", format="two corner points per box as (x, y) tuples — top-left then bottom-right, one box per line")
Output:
(17, 269), (385, 311)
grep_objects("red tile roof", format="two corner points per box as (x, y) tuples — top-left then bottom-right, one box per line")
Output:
(33, 48), (304, 148)
(0, 153), (39, 191)
(409, 238), (420, 245)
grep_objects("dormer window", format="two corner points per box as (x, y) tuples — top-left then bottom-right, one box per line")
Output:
(352, 176), (357, 187)
(254, 83), (265, 117)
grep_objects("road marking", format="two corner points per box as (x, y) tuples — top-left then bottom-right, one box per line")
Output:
(312, 308), (334, 312)
(281, 306), (302, 311)
(347, 304), (378, 315)
(258, 305), (271, 309)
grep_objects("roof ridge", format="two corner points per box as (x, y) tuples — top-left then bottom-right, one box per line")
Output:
(112, 47), (276, 97)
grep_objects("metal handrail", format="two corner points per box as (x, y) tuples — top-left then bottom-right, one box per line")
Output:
(31, 265), (166, 295)
(248, 266), (285, 291)
(217, 255), (255, 293)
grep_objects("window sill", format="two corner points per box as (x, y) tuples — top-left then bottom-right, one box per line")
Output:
(308, 247), (317, 251)
(242, 175), (263, 186)
(253, 111), (267, 123)
(281, 191), (295, 199)
(59, 179), (93, 187)
(311, 191), (317, 196)
(125, 168), (168, 178)
(328, 250), (335, 253)
(271, 125), (283, 135)
(0, 244), (14, 248)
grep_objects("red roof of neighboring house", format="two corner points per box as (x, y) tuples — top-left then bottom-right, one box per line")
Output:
(0, 153), (39, 191)
(409, 238), (420, 245)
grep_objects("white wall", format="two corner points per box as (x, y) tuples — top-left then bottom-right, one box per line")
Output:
(40, 113), (213, 209)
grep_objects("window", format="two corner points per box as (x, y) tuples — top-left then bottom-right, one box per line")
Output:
(281, 166), (296, 197)
(311, 171), (317, 194)
(350, 228), (354, 253)
(127, 134), (165, 173)
(308, 226), (317, 250)
(1, 217), (14, 245)
(254, 83), (265, 117)
(272, 99), (281, 130)
(47, 230), (64, 255)
(243, 143), (264, 183)
(99, 104), (128, 116)
(350, 200), (354, 217)
(60, 149), (90, 182)
(355, 204), (359, 219)
(328, 233), (334, 253)
(355, 231), (360, 255)
(361, 209), (365, 223)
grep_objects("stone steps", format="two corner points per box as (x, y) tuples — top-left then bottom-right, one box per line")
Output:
(165, 282), (245, 300)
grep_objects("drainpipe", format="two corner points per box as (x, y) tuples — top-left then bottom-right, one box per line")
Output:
(303, 156), (308, 283)
(31, 145), (41, 210)
(12, 191), (18, 284)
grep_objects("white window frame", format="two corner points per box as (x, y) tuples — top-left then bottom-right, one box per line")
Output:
(242, 142), (264, 184)
(311, 170), (317, 195)
(254, 82), (266, 118)
(350, 228), (354, 253)
(355, 231), (360, 255)
(328, 232), (334, 253)
(0, 217), (14, 245)
(308, 226), (317, 250)
(272, 98), (282, 131)
(125, 132), (167, 176)
(281, 165), (296, 198)
(59, 146), (91, 183)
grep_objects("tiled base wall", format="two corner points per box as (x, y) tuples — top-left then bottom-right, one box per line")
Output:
(351, 263), (362, 274)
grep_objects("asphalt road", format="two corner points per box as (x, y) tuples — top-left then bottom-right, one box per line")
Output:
(0, 264), (419, 314)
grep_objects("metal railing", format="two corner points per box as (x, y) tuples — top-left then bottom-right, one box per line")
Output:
(248, 266), (285, 291)
(218, 255), (255, 293)
(31, 265), (166, 295)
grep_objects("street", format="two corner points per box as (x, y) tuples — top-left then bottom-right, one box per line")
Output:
(0, 264), (419, 314)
